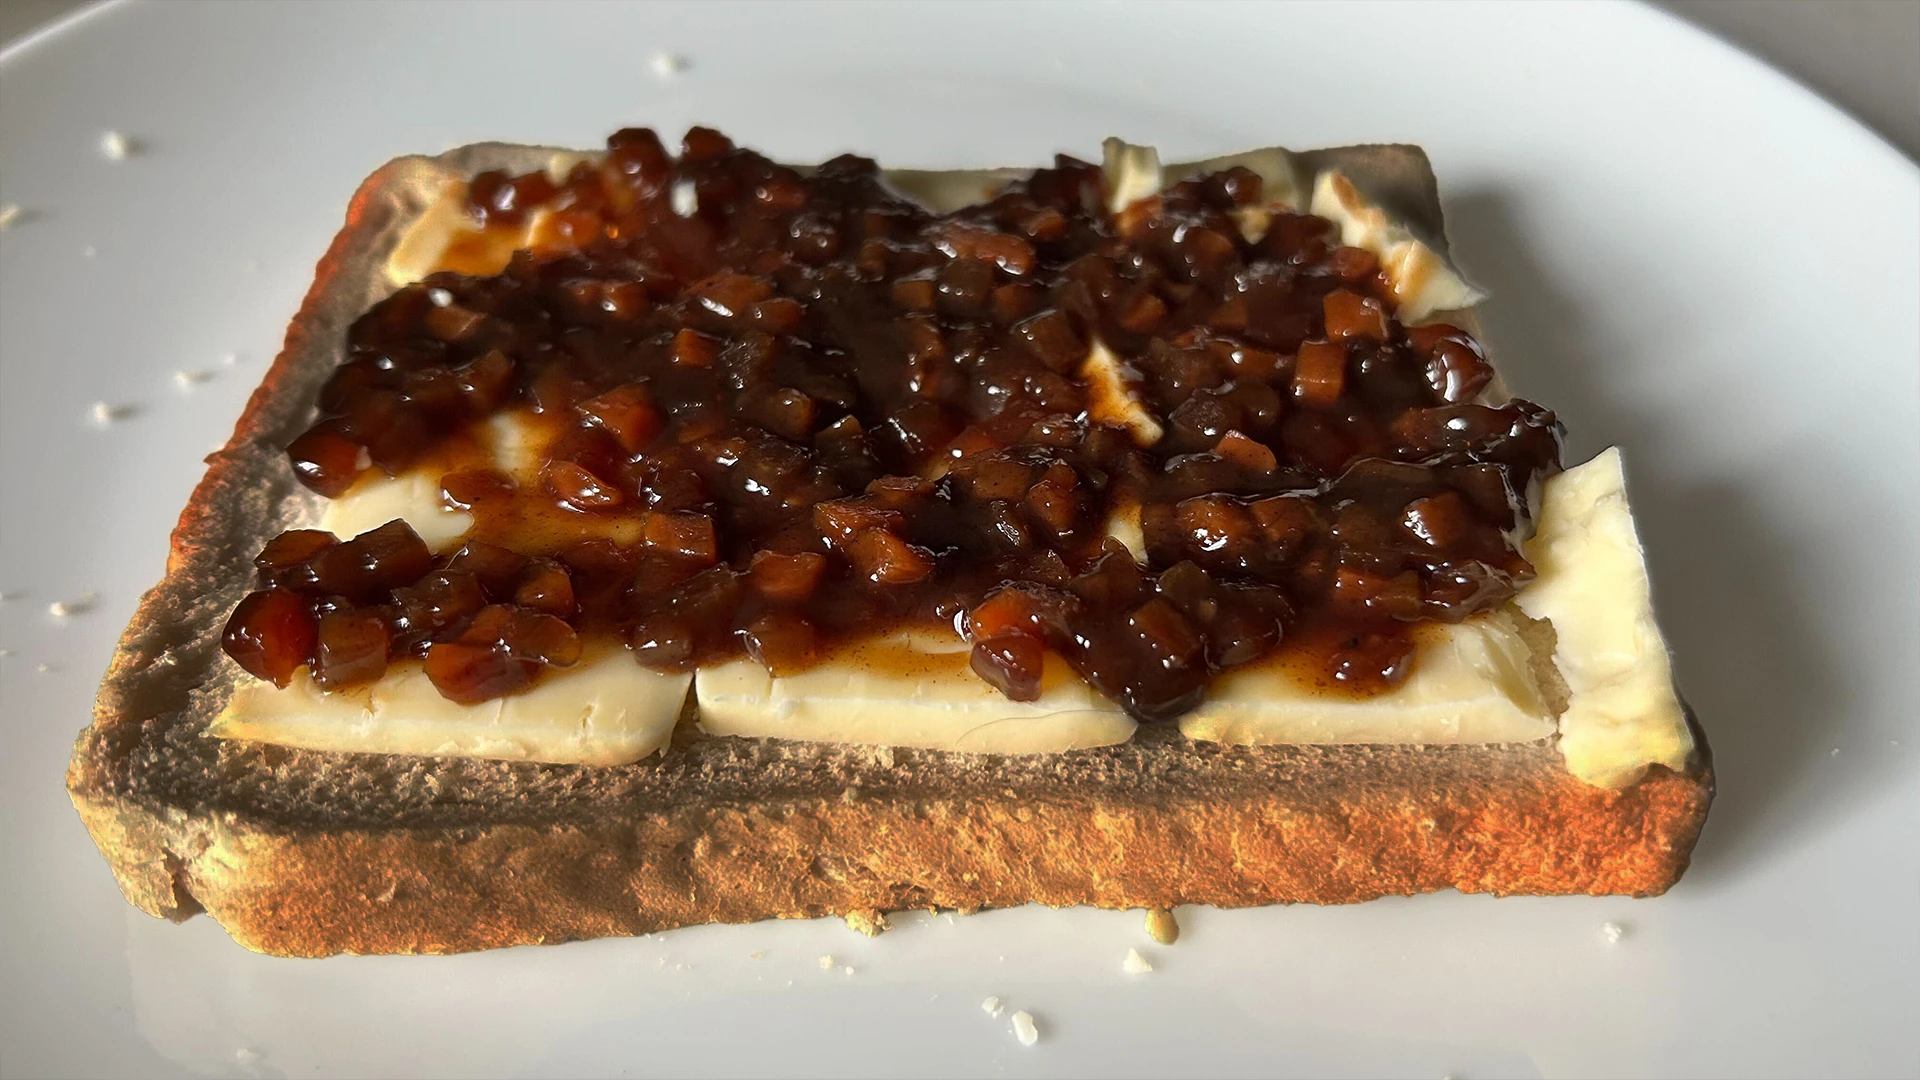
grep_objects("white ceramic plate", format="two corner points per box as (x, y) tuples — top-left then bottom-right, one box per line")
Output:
(2, 2), (1915, 1076)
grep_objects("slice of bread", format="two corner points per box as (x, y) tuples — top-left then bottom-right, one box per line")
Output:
(65, 142), (1713, 958)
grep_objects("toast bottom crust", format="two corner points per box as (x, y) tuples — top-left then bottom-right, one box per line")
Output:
(69, 720), (1712, 958)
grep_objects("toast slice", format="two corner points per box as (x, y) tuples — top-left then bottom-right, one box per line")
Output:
(67, 139), (1713, 957)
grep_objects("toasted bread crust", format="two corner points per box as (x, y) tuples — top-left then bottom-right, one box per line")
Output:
(71, 722), (1710, 957)
(66, 141), (1713, 957)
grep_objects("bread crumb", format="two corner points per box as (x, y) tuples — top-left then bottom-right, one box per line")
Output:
(175, 368), (212, 388)
(980, 995), (1004, 1017)
(649, 52), (689, 80)
(748, 950), (764, 959)
(81, 245), (98, 258)
(37, 662), (54, 673)
(89, 401), (132, 426)
(817, 954), (835, 969)
(1602, 921), (1626, 944)
(234, 1048), (261, 1065)
(100, 131), (133, 160)
(1829, 747), (1840, 757)
(0, 204), (23, 230)
(842, 965), (855, 976)
(844, 909), (889, 937)
(222, 352), (241, 366)
(1123, 947), (1153, 974)
(48, 593), (96, 618)
(1010, 1010), (1039, 1046)
(1145, 906), (1179, 945)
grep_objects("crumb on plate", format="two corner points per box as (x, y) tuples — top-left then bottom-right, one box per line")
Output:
(844, 909), (888, 937)
(48, 593), (96, 618)
(89, 401), (132, 426)
(1145, 906), (1179, 945)
(1011, 1011), (1039, 1046)
(649, 52), (689, 79)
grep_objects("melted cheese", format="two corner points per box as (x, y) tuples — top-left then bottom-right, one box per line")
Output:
(1081, 339), (1163, 447)
(1310, 171), (1483, 323)
(1178, 610), (1555, 745)
(1101, 138), (1165, 215)
(1103, 497), (1147, 562)
(694, 628), (1135, 755)
(321, 470), (473, 553)
(1518, 448), (1693, 787)
(1181, 449), (1694, 790)
(210, 648), (691, 767)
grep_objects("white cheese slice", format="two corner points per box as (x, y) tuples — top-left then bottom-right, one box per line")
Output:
(1518, 448), (1693, 788)
(385, 183), (479, 286)
(1081, 339), (1163, 447)
(694, 628), (1136, 755)
(1178, 609), (1555, 746)
(385, 186), (552, 286)
(1101, 138), (1164, 215)
(541, 151), (593, 184)
(319, 410), (646, 553)
(1310, 170), (1483, 323)
(485, 408), (547, 482)
(1103, 497), (1146, 562)
(321, 469), (474, 552)
(209, 648), (691, 767)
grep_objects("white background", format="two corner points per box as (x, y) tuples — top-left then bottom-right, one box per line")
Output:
(3, 1), (1914, 157)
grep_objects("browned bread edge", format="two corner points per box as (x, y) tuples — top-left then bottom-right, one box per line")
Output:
(65, 142), (1714, 958)
(70, 719), (1713, 957)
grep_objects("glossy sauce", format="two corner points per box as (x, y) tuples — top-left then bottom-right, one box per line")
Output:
(225, 127), (1561, 718)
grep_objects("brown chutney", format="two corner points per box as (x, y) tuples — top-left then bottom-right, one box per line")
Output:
(224, 126), (1563, 720)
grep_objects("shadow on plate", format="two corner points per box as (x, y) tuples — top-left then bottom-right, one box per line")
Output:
(1444, 190), (1894, 887)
